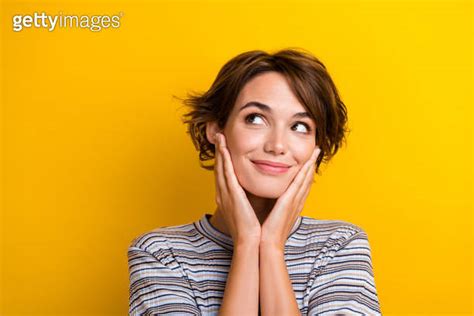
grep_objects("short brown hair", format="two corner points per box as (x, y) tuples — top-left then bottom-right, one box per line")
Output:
(180, 48), (349, 174)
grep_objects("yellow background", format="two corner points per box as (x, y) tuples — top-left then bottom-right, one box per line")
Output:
(1, 0), (472, 314)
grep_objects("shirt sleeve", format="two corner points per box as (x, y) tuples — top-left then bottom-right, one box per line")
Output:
(128, 245), (201, 315)
(306, 230), (381, 315)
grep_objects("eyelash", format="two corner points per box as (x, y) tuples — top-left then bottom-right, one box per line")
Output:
(244, 113), (313, 133)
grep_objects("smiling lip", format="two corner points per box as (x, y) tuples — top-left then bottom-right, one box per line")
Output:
(251, 160), (291, 175)
(251, 160), (291, 168)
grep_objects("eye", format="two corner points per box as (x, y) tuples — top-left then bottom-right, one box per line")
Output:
(245, 113), (313, 134)
(293, 122), (312, 134)
(245, 113), (265, 125)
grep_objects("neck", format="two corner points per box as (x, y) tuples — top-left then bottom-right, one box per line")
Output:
(210, 189), (276, 237)
(245, 189), (276, 225)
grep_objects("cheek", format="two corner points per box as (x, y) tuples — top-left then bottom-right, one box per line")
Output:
(290, 142), (315, 165)
(223, 137), (253, 178)
(229, 127), (260, 146)
(225, 129), (262, 159)
(225, 125), (314, 168)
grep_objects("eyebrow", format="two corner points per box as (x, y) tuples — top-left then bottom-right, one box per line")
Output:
(239, 101), (311, 119)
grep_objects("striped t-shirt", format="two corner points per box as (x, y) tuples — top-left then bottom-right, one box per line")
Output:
(128, 213), (381, 315)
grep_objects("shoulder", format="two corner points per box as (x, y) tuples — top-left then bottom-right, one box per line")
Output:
(299, 216), (375, 274)
(128, 221), (198, 254)
(300, 215), (371, 248)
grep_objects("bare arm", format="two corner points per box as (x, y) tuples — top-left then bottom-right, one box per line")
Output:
(219, 241), (260, 316)
(210, 132), (261, 315)
(259, 244), (300, 316)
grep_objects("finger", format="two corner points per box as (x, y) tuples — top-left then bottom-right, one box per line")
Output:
(283, 146), (321, 202)
(219, 133), (246, 196)
(287, 156), (315, 215)
(284, 147), (318, 197)
(296, 167), (315, 213)
(311, 147), (320, 183)
(295, 147), (321, 201)
(217, 134), (232, 194)
(296, 159), (316, 203)
(213, 135), (222, 206)
(304, 147), (320, 181)
(215, 134), (229, 204)
(301, 147), (320, 188)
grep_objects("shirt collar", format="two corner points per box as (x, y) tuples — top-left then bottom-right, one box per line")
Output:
(194, 213), (303, 252)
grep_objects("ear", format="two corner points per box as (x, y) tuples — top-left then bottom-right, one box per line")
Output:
(206, 121), (221, 145)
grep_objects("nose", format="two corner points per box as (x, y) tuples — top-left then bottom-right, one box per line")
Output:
(263, 127), (288, 155)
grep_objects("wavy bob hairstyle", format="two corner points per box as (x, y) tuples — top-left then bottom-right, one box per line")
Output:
(180, 48), (349, 175)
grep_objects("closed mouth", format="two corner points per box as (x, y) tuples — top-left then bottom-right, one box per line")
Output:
(251, 160), (291, 175)
(250, 160), (291, 168)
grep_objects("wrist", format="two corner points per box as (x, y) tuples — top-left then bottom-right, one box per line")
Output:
(259, 240), (285, 255)
(235, 238), (260, 250)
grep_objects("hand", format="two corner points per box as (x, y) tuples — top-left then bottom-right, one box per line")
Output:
(260, 146), (322, 251)
(214, 132), (261, 245)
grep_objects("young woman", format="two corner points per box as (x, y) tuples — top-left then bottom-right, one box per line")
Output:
(128, 49), (381, 315)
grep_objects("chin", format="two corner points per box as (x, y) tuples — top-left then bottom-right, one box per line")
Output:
(240, 177), (289, 199)
(247, 187), (283, 199)
(233, 160), (294, 199)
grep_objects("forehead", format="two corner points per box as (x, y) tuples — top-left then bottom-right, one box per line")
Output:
(233, 71), (307, 114)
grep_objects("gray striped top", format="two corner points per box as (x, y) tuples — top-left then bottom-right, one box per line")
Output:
(128, 213), (381, 315)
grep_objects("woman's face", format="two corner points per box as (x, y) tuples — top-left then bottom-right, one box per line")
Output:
(222, 71), (317, 198)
